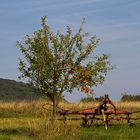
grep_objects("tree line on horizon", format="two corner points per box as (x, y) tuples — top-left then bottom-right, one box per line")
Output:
(81, 94), (140, 102)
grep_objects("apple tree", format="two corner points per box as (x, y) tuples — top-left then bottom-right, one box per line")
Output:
(17, 16), (113, 123)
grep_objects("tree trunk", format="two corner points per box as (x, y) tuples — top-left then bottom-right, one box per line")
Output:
(51, 97), (57, 126)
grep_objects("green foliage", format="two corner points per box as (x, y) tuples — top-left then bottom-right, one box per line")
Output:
(17, 16), (113, 103)
(121, 94), (140, 102)
(0, 78), (40, 101)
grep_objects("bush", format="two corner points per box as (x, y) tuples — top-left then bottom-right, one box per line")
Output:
(80, 96), (103, 102)
(121, 94), (140, 102)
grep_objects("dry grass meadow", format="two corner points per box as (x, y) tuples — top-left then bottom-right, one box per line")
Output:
(0, 100), (140, 140)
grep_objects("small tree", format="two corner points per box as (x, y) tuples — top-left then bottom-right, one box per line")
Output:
(17, 16), (113, 123)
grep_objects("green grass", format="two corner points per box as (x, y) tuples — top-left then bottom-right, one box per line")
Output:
(0, 124), (140, 140)
(0, 101), (140, 140)
(78, 125), (140, 140)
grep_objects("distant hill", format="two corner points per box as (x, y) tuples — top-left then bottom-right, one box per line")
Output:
(0, 78), (41, 101)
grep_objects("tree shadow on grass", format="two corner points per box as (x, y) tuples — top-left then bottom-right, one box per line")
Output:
(0, 127), (41, 138)
(0, 128), (21, 135)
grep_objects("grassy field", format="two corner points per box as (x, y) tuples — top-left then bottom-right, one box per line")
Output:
(0, 100), (140, 140)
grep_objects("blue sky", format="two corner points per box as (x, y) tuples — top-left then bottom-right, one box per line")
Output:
(0, 0), (140, 102)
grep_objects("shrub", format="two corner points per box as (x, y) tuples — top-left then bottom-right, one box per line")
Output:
(121, 94), (140, 102)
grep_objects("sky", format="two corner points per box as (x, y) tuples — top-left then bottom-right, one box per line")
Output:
(0, 0), (140, 102)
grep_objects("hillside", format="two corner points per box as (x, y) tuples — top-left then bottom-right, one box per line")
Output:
(0, 78), (41, 101)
